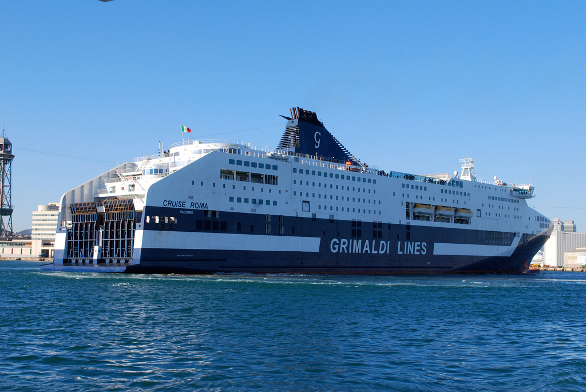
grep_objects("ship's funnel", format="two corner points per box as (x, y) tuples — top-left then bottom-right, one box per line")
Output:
(277, 107), (358, 165)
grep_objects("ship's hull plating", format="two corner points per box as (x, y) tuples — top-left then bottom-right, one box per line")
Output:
(126, 235), (548, 275)
(47, 213), (550, 275)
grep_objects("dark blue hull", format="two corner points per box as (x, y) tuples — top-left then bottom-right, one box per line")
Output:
(120, 208), (549, 275)
(126, 241), (545, 275)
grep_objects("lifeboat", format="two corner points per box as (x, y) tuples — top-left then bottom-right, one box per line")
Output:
(454, 208), (473, 218)
(413, 203), (434, 216)
(435, 206), (455, 217)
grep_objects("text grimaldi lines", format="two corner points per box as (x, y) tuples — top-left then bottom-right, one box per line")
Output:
(330, 239), (428, 255)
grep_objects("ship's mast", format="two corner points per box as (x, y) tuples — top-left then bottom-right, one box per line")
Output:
(0, 128), (14, 239)
(459, 157), (476, 181)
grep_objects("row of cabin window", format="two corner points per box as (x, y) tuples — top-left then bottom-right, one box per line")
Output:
(293, 168), (377, 184)
(178, 220), (283, 234)
(346, 229), (391, 238)
(484, 230), (514, 245)
(228, 159), (278, 170)
(403, 183), (428, 191)
(196, 220), (228, 231)
(488, 195), (520, 204)
(317, 204), (381, 215)
(146, 209), (436, 230)
(293, 191), (379, 205)
(404, 192), (467, 203)
(220, 169), (278, 185)
(147, 213), (394, 232)
(403, 182), (468, 198)
(145, 216), (279, 233)
(294, 180), (375, 194)
(194, 217), (384, 235)
(441, 189), (469, 196)
(402, 180), (464, 189)
(229, 197), (277, 206)
(485, 212), (528, 220)
(146, 216), (177, 224)
(185, 225), (394, 238)
(197, 221), (282, 235)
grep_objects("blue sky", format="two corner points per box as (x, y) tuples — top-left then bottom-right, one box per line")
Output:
(1, 0), (585, 232)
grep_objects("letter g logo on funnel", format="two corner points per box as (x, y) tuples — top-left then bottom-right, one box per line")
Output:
(314, 132), (321, 148)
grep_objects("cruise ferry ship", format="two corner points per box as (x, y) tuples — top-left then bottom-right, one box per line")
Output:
(41, 108), (552, 274)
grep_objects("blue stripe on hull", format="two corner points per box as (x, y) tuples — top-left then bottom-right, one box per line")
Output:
(142, 207), (518, 247)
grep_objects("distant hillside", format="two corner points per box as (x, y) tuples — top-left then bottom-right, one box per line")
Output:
(16, 229), (32, 236)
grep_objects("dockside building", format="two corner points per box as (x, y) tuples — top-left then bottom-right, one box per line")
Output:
(543, 219), (586, 267)
(31, 203), (59, 258)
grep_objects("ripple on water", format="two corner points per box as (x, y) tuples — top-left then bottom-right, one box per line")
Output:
(1, 262), (586, 391)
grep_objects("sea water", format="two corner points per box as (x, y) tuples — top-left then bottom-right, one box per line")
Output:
(1, 260), (585, 391)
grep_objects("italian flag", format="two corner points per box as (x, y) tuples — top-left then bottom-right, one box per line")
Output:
(181, 125), (192, 133)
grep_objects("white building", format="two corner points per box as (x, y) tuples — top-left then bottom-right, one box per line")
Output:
(564, 220), (576, 233)
(31, 203), (59, 257)
(0, 240), (33, 258)
(564, 246), (586, 270)
(543, 218), (586, 267)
